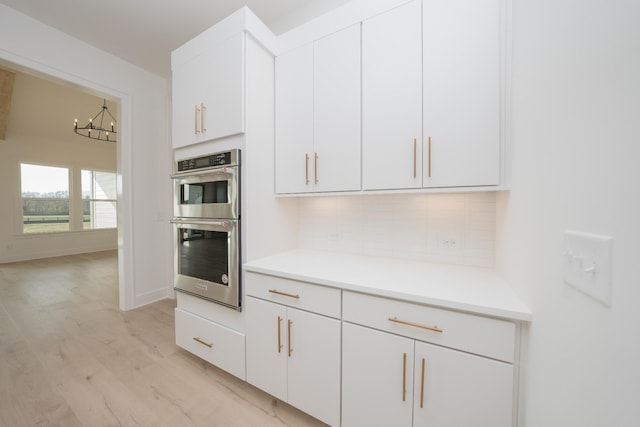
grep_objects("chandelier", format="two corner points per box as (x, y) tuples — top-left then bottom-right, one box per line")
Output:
(73, 99), (117, 142)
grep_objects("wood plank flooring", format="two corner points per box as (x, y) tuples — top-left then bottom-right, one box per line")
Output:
(0, 251), (328, 427)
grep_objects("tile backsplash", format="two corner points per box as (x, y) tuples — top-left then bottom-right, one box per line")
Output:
(297, 192), (496, 268)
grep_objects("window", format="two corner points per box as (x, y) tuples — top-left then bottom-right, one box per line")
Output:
(82, 170), (117, 229)
(20, 163), (116, 233)
(21, 164), (70, 233)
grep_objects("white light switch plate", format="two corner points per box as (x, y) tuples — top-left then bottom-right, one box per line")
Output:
(563, 230), (613, 306)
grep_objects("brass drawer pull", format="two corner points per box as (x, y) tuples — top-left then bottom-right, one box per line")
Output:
(268, 289), (300, 299)
(288, 319), (293, 357)
(427, 136), (432, 178)
(200, 102), (206, 132)
(420, 358), (426, 409)
(194, 105), (200, 134)
(192, 336), (213, 348)
(388, 316), (443, 333)
(413, 138), (417, 178)
(402, 352), (407, 401)
(277, 316), (283, 353)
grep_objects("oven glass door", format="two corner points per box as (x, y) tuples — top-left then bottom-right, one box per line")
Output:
(173, 166), (238, 219)
(172, 219), (240, 310)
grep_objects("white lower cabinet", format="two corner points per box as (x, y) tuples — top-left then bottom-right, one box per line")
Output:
(342, 290), (516, 427)
(342, 322), (513, 427)
(242, 272), (522, 427)
(245, 282), (341, 426)
(174, 308), (246, 380)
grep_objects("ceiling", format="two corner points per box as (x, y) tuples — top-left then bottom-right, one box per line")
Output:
(0, 0), (351, 79)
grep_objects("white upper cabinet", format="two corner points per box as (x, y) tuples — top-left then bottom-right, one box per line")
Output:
(275, 24), (361, 194)
(361, 0), (503, 191)
(172, 32), (245, 148)
(362, 0), (423, 190)
(422, 0), (501, 187)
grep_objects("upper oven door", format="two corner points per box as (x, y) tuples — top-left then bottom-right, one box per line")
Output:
(172, 165), (239, 219)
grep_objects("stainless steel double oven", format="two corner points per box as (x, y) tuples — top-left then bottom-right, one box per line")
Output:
(171, 149), (241, 310)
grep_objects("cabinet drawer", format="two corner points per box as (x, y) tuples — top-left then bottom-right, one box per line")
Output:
(175, 308), (246, 380)
(245, 272), (341, 319)
(343, 291), (516, 362)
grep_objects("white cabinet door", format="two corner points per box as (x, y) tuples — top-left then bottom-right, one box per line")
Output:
(245, 296), (287, 402)
(362, 0), (422, 190)
(172, 53), (204, 148)
(200, 32), (245, 142)
(313, 24), (361, 192)
(342, 322), (414, 427)
(287, 308), (341, 427)
(275, 44), (314, 194)
(172, 32), (245, 148)
(422, 0), (501, 187)
(413, 340), (514, 427)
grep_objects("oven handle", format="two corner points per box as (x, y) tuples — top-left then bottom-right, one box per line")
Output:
(170, 166), (236, 180)
(170, 219), (237, 228)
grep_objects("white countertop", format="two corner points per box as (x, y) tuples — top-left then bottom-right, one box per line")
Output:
(243, 249), (531, 322)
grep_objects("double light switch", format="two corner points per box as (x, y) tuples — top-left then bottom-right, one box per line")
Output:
(563, 230), (613, 306)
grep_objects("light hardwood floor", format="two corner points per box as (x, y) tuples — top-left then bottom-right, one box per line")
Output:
(0, 251), (328, 427)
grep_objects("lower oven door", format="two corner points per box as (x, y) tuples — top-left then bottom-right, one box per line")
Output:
(171, 219), (240, 310)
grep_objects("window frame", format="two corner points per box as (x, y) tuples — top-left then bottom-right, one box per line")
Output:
(19, 162), (117, 234)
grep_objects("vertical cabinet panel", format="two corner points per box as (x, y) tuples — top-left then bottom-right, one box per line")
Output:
(275, 44), (314, 194)
(342, 322), (415, 427)
(313, 24), (361, 192)
(362, 0), (423, 190)
(422, 0), (501, 187)
(413, 341), (513, 427)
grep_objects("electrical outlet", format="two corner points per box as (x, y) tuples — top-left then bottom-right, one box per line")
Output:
(437, 236), (460, 250)
(563, 230), (613, 306)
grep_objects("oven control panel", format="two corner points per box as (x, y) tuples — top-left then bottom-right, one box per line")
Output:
(176, 149), (239, 172)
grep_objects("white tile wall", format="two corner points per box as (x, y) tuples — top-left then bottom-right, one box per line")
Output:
(298, 192), (496, 267)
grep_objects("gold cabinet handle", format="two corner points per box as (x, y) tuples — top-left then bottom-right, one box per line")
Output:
(420, 358), (426, 409)
(200, 102), (206, 133)
(314, 152), (319, 184)
(402, 352), (407, 402)
(194, 105), (200, 134)
(287, 319), (293, 357)
(192, 336), (212, 348)
(268, 289), (300, 299)
(388, 317), (443, 333)
(277, 316), (283, 353)
(427, 136), (432, 178)
(305, 153), (310, 185)
(413, 138), (417, 178)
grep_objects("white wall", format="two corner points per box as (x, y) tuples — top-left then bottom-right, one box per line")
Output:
(0, 71), (117, 262)
(0, 4), (173, 310)
(497, 1), (640, 425)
